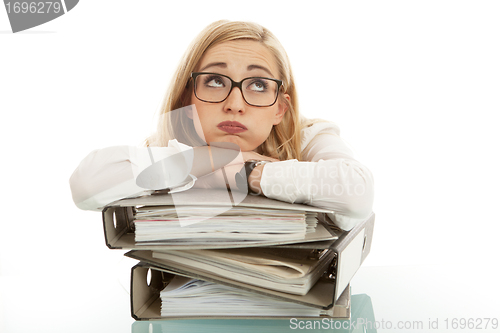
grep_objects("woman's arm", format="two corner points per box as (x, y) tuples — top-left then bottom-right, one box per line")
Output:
(251, 125), (374, 231)
(69, 140), (241, 211)
(69, 143), (189, 211)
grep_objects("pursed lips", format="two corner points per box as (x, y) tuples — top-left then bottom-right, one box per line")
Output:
(217, 121), (248, 134)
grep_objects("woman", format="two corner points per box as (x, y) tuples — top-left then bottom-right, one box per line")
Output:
(69, 20), (374, 231)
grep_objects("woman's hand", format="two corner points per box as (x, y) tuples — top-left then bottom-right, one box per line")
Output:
(191, 163), (243, 190)
(192, 149), (278, 191)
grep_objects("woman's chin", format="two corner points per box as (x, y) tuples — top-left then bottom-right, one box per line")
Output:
(208, 136), (249, 150)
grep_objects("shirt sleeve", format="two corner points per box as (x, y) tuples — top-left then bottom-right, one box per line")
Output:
(259, 124), (374, 230)
(69, 140), (194, 211)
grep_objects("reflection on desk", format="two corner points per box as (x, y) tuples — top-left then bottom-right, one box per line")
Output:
(131, 294), (376, 333)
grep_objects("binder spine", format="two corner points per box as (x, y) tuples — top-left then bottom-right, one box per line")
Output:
(131, 263), (173, 320)
(102, 206), (135, 249)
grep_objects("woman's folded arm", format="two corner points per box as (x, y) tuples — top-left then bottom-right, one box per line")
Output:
(260, 130), (374, 230)
(69, 140), (246, 211)
(69, 141), (195, 211)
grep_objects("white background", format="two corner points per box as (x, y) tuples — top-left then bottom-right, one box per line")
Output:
(1, 0), (499, 331)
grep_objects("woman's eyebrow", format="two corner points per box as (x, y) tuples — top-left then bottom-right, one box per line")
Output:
(199, 62), (227, 72)
(199, 62), (274, 78)
(247, 64), (273, 77)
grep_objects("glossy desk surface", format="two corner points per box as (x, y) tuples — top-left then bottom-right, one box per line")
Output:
(1, 263), (498, 333)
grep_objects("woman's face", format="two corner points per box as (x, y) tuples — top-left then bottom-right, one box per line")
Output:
(188, 40), (289, 152)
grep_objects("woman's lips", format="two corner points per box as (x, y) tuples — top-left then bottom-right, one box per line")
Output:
(217, 121), (248, 134)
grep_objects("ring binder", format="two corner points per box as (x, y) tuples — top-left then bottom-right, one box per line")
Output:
(130, 263), (352, 320)
(125, 211), (374, 310)
(102, 189), (343, 250)
(100, 188), (374, 320)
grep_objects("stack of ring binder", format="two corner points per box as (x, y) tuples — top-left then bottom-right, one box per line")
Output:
(101, 188), (375, 320)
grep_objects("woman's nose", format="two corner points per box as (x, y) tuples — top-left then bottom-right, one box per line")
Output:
(223, 87), (246, 113)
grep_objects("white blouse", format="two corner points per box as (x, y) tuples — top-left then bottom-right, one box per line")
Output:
(69, 118), (374, 230)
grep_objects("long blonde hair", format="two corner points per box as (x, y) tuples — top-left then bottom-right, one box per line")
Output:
(146, 20), (303, 161)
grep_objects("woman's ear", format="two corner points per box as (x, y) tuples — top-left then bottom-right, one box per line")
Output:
(273, 93), (290, 125)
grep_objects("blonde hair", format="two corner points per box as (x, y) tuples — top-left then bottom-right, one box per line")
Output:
(146, 20), (303, 161)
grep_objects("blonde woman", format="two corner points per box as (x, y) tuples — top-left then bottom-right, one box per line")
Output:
(70, 20), (374, 231)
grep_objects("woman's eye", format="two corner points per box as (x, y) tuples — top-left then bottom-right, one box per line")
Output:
(205, 76), (225, 88)
(248, 80), (268, 92)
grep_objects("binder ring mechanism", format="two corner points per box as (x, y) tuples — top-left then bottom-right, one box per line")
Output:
(308, 249), (329, 260)
(323, 252), (338, 281)
(308, 249), (337, 281)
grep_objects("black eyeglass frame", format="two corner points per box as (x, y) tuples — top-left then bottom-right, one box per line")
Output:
(191, 72), (284, 107)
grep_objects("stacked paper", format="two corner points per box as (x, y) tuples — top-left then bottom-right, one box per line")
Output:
(134, 206), (318, 244)
(160, 275), (334, 317)
(152, 247), (334, 295)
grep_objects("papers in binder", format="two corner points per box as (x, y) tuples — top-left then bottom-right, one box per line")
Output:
(134, 206), (318, 244)
(152, 247), (334, 295)
(160, 275), (334, 317)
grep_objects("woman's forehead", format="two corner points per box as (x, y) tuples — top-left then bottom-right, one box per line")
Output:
(198, 40), (278, 78)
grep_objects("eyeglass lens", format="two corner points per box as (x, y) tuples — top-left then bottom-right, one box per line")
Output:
(195, 73), (278, 106)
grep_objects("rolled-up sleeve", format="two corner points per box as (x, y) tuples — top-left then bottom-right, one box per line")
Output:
(260, 124), (374, 230)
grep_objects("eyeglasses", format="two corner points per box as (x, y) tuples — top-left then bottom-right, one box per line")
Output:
(191, 72), (283, 107)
